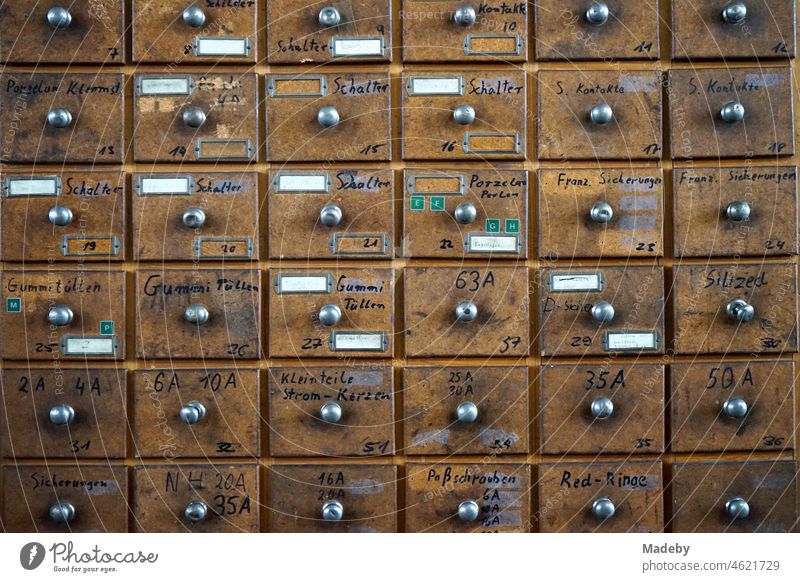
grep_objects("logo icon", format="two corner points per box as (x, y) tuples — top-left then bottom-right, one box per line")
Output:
(20, 542), (46, 570)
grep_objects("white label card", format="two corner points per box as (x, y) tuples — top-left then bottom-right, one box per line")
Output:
(410, 77), (463, 95)
(331, 333), (386, 352)
(277, 174), (329, 193)
(62, 337), (116, 356)
(331, 38), (384, 57)
(140, 177), (192, 195)
(605, 332), (658, 351)
(549, 273), (603, 292)
(6, 178), (59, 196)
(276, 275), (330, 294)
(139, 77), (191, 95)
(468, 235), (519, 253)
(195, 37), (249, 56)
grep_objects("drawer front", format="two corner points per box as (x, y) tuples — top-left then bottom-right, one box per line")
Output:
(133, 464), (259, 532)
(266, 73), (391, 162)
(3, 464), (128, 532)
(0, 73), (124, 163)
(539, 266), (665, 356)
(403, 168), (528, 258)
(673, 166), (799, 258)
(671, 461), (797, 532)
(540, 364), (665, 455)
(671, 361), (795, 453)
(403, 0), (528, 62)
(405, 266), (529, 357)
(133, 171), (259, 261)
(669, 67), (795, 159)
(269, 464), (397, 532)
(0, 1), (124, 64)
(268, 168), (394, 259)
(133, 0), (257, 63)
(538, 461), (663, 532)
(672, 263), (798, 354)
(133, 73), (258, 162)
(535, 0), (660, 61)
(0, 270), (125, 360)
(538, 168), (664, 259)
(404, 366), (529, 455)
(1, 368), (126, 459)
(402, 70), (526, 160)
(268, 365), (395, 457)
(133, 368), (260, 458)
(538, 69), (662, 160)
(269, 268), (394, 358)
(136, 269), (261, 359)
(267, 0), (391, 64)
(406, 463), (530, 532)
(1, 170), (125, 261)
(672, 0), (796, 59)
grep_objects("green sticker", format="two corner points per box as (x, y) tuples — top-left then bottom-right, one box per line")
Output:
(6, 297), (21, 313)
(100, 321), (114, 336)
(505, 219), (520, 234)
(430, 196), (446, 211)
(486, 219), (501, 233)
(410, 196), (425, 211)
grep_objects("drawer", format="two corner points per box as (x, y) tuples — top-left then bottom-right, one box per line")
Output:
(535, 0), (660, 61)
(403, 0), (528, 62)
(402, 70), (526, 161)
(672, 263), (798, 354)
(669, 67), (795, 159)
(406, 463), (530, 532)
(0, 1), (124, 64)
(265, 73), (391, 162)
(405, 266), (529, 357)
(403, 168), (528, 258)
(267, 0), (391, 64)
(136, 269), (261, 360)
(404, 366), (529, 455)
(671, 361), (795, 453)
(268, 168), (394, 260)
(133, 368), (260, 458)
(671, 461), (797, 532)
(539, 266), (665, 356)
(538, 69), (662, 160)
(0, 270), (125, 360)
(538, 168), (664, 259)
(673, 166), (799, 258)
(133, 464), (259, 532)
(133, 0), (257, 63)
(268, 365), (394, 457)
(269, 464), (397, 532)
(3, 464), (128, 532)
(539, 364), (665, 455)
(1, 368), (126, 459)
(269, 268), (394, 358)
(672, 0), (796, 59)
(133, 171), (259, 261)
(538, 461), (663, 532)
(133, 73), (258, 163)
(1, 169), (125, 262)
(0, 73), (124, 163)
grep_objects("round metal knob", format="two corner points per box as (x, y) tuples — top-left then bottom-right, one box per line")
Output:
(47, 108), (72, 129)
(590, 201), (614, 223)
(457, 500), (480, 522)
(48, 205), (73, 226)
(320, 402), (342, 424)
(592, 497), (616, 520)
(318, 304), (342, 327)
(585, 2), (610, 25)
(591, 300), (615, 323)
(179, 400), (206, 425)
(590, 397), (614, 419)
(182, 107), (206, 128)
(49, 403), (75, 426)
(318, 6), (341, 27)
(49, 502), (75, 523)
(453, 4), (477, 27)
(723, 397), (748, 419)
(454, 202), (477, 225)
(455, 301), (478, 323)
(181, 5), (206, 28)
(320, 204), (343, 227)
(726, 200), (751, 222)
(317, 106), (340, 128)
(720, 101), (745, 123)
(456, 401), (479, 423)
(47, 305), (73, 327)
(322, 500), (344, 521)
(184, 304), (210, 325)
(722, 2), (747, 24)
(184, 501), (208, 523)
(453, 104), (476, 125)
(725, 497), (750, 520)
(182, 207), (206, 228)
(727, 299), (755, 322)
(46, 7), (72, 28)
(590, 103), (613, 125)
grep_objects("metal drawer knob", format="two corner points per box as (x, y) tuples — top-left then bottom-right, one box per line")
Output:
(48, 305), (74, 327)
(592, 497), (616, 520)
(590, 397), (614, 419)
(318, 304), (342, 327)
(725, 497), (750, 519)
(48, 205), (73, 226)
(184, 500), (208, 523)
(184, 303), (210, 325)
(453, 104), (476, 125)
(182, 107), (207, 128)
(320, 402), (342, 423)
(47, 7), (72, 28)
(457, 500), (480, 522)
(47, 108), (72, 128)
(726, 200), (751, 222)
(590, 103), (613, 125)
(456, 401), (479, 423)
(320, 204), (343, 227)
(182, 5), (206, 28)
(322, 500), (344, 521)
(722, 397), (748, 419)
(453, 5), (477, 27)
(722, 2), (747, 24)
(180, 400), (206, 425)
(182, 207), (206, 228)
(455, 301), (478, 322)
(454, 202), (477, 224)
(585, 2), (610, 25)
(726, 298), (755, 322)
(318, 106), (340, 128)
(49, 403), (75, 426)
(318, 6), (342, 27)
(720, 101), (745, 123)
(591, 300), (615, 323)
(590, 201), (614, 223)
(49, 502), (76, 523)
